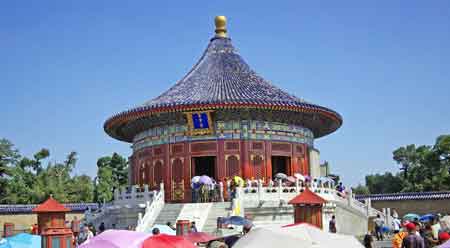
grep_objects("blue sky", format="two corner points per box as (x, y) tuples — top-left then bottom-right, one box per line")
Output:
(1, 1), (449, 186)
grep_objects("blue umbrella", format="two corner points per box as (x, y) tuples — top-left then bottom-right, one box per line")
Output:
(5, 233), (41, 248)
(149, 224), (176, 235)
(403, 213), (421, 221)
(420, 214), (435, 222)
(221, 216), (253, 227)
(0, 238), (11, 248)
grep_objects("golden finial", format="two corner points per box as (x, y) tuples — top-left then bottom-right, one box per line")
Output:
(215, 16), (227, 38)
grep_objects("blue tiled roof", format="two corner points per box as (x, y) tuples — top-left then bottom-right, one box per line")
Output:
(144, 37), (309, 108)
(355, 191), (450, 201)
(104, 35), (343, 142)
(0, 203), (99, 214)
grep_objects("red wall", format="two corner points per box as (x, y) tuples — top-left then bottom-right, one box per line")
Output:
(131, 140), (310, 202)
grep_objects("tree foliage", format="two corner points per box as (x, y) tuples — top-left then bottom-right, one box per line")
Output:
(95, 153), (128, 203)
(359, 134), (450, 194)
(0, 138), (127, 204)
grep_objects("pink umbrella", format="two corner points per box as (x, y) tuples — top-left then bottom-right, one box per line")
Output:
(79, 230), (151, 248)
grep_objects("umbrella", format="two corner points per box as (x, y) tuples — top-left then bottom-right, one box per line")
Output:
(287, 176), (297, 183)
(281, 223), (364, 248)
(191, 176), (200, 184)
(142, 234), (196, 248)
(79, 230), (150, 248)
(221, 216), (253, 226)
(0, 238), (11, 248)
(438, 236), (450, 248)
(199, 175), (213, 185)
(149, 224), (176, 235)
(183, 232), (218, 244)
(233, 226), (313, 248)
(233, 176), (244, 186)
(420, 214), (435, 222)
(274, 173), (288, 180)
(403, 213), (421, 221)
(294, 173), (305, 180)
(5, 233), (41, 248)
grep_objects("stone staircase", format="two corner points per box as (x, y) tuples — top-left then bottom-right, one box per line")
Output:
(202, 202), (231, 234)
(245, 202), (294, 228)
(153, 203), (184, 226)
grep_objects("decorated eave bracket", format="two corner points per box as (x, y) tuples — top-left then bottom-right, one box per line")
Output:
(184, 111), (214, 136)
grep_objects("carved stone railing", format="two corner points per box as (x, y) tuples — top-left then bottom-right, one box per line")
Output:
(135, 183), (165, 232)
(240, 180), (376, 217)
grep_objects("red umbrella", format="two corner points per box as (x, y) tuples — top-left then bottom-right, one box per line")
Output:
(142, 234), (196, 248)
(184, 232), (218, 244)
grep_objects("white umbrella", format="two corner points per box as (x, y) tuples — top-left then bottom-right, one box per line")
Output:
(282, 223), (364, 248)
(233, 226), (313, 248)
(294, 173), (305, 181)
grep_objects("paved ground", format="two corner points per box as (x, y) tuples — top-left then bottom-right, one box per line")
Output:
(373, 240), (391, 248)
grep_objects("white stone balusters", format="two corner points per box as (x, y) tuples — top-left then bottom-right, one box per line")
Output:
(219, 181), (224, 202)
(257, 180), (263, 204)
(278, 179), (282, 204)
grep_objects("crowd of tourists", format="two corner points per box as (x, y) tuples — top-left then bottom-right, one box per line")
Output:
(362, 213), (450, 248)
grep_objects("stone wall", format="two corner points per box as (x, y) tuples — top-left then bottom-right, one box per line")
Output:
(0, 213), (84, 235)
(333, 202), (368, 236)
(371, 199), (450, 217)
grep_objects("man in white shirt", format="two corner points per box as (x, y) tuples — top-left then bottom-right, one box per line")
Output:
(392, 217), (401, 233)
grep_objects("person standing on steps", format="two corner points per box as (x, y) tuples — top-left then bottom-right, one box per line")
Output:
(374, 214), (385, 241)
(329, 215), (337, 233)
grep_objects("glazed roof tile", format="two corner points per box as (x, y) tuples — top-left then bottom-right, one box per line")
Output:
(355, 191), (450, 201)
(104, 29), (342, 142)
(144, 37), (307, 108)
(289, 187), (327, 205)
(32, 197), (70, 213)
(0, 203), (98, 214)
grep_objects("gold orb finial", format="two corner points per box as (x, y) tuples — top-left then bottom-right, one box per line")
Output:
(215, 16), (227, 38)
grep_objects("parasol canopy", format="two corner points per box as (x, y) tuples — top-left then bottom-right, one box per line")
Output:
(142, 234), (196, 248)
(79, 230), (150, 248)
(420, 214), (435, 222)
(403, 213), (421, 221)
(274, 173), (288, 180)
(191, 176), (200, 184)
(199, 175), (213, 185)
(0, 238), (11, 248)
(220, 216), (253, 227)
(233, 176), (244, 186)
(4, 233), (41, 248)
(287, 176), (297, 183)
(294, 173), (305, 181)
(148, 224), (176, 236)
(233, 226), (313, 248)
(183, 232), (218, 244)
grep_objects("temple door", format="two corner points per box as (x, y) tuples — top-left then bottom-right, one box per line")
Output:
(251, 155), (265, 180)
(171, 158), (184, 201)
(153, 160), (163, 187)
(226, 155), (240, 178)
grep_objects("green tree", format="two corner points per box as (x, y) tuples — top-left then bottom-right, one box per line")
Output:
(365, 172), (404, 194)
(0, 139), (20, 198)
(69, 175), (94, 202)
(96, 166), (114, 203)
(353, 184), (370, 195)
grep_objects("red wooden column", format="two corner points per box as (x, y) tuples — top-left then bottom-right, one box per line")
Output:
(265, 141), (272, 180)
(288, 188), (326, 229)
(241, 140), (251, 179)
(164, 144), (171, 201)
(217, 140), (225, 180)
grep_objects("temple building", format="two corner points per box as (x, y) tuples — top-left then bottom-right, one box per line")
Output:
(104, 16), (342, 202)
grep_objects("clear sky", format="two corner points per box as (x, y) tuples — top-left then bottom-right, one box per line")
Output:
(1, 1), (449, 186)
